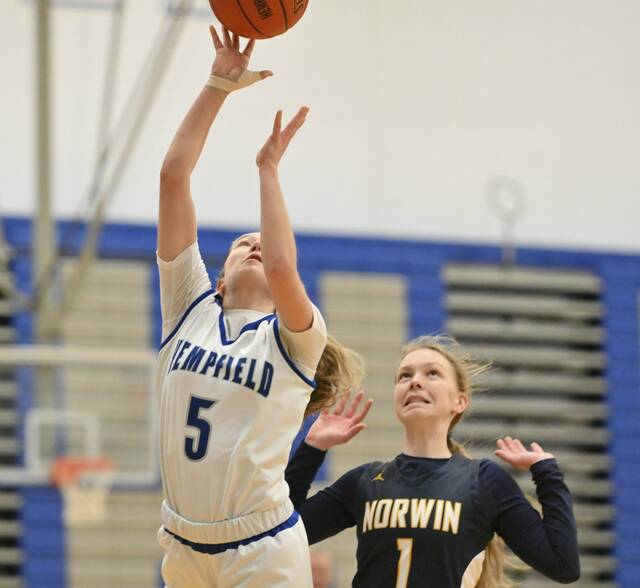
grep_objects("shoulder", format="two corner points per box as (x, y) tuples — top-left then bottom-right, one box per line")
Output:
(157, 240), (202, 268)
(276, 304), (327, 345)
(333, 461), (386, 490)
(478, 458), (517, 486)
(476, 459), (525, 508)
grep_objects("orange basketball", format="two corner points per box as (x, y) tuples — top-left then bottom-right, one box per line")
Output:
(209, 0), (309, 40)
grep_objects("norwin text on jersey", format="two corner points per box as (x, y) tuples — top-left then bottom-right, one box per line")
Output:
(352, 454), (493, 588)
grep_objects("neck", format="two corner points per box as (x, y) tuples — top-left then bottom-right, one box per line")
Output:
(402, 420), (452, 458)
(222, 290), (274, 314)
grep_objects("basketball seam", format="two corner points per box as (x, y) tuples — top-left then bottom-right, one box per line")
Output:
(234, 0), (267, 37)
(276, 0), (289, 30)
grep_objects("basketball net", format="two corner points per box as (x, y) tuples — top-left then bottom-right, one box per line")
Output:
(51, 457), (115, 527)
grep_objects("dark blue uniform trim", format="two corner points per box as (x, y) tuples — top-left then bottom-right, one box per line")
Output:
(163, 510), (300, 555)
(159, 289), (216, 351)
(214, 297), (277, 346)
(273, 317), (317, 389)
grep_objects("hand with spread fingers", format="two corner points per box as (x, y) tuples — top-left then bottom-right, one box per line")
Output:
(494, 436), (555, 470)
(256, 108), (310, 170)
(207, 25), (272, 93)
(305, 390), (374, 452)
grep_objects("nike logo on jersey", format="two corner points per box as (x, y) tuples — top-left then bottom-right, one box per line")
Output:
(168, 338), (274, 397)
(372, 472), (385, 482)
(363, 498), (462, 535)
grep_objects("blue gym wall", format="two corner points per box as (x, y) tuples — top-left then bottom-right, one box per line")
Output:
(3, 216), (639, 586)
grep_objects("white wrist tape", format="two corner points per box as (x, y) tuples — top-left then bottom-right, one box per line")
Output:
(206, 70), (264, 94)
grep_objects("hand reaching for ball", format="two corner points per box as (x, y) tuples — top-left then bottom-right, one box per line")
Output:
(256, 107), (310, 170)
(208, 25), (272, 83)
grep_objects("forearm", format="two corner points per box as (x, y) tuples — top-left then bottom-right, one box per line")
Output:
(161, 86), (227, 179)
(259, 165), (297, 275)
(492, 460), (580, 583)
(285, 441), (327, 507)
(298, 492), (354, 545)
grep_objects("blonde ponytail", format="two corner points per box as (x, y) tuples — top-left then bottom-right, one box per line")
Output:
(305, 335), (365, 418)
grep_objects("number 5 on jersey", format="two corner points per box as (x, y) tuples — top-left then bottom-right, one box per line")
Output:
(185, 395), (217, 460)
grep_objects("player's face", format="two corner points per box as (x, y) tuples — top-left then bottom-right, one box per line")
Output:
(393, 348), (468, 426)
(218, 232), (271, 298)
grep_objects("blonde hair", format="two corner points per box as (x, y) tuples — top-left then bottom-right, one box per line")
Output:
(305, 334), (365, 418)
(399, 334), (517, 588)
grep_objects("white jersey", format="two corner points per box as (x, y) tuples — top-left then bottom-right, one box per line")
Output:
(156, 242), (327, 524)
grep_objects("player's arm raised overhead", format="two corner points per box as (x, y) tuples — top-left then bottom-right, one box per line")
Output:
(158, 26), (272, 262)
(256, 108), (314, 332)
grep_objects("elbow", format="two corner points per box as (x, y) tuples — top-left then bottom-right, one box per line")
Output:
(551, 560), (581, 584)
(160, 156), (190, 185)
(556, 572), (580, 584)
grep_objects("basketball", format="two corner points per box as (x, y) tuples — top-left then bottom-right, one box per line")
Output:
(209, 0), (309, 40)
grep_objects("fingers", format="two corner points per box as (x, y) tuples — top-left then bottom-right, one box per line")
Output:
(260, 70), (274, 79)
(282, 106), (310, 142)
(343, 423), (367, 442)
(243, 38), (255, 57)
(494, 449), (510, 463)
(513, 438), (527, 453)
(272, 110), (283, 136)
(344, 390), (365, 419)
(503, 436), (520, 453)
(232, 32), (240, 51)
(498, 437), (538, 454)
(354, 398), (373, 424)
(333, 389), (351, 417)
(210, 25), (223, 50)
(222, 27), (232, 47)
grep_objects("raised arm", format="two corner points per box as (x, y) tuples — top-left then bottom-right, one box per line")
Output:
(158, 26), (271, 261)
(286, 393), (372, 544)
(492, 437), (580, 583)
(255, 108), (315, 332)
(287, 390), (373, 505)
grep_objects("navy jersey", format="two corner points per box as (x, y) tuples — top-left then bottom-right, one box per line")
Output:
(352, 453), (492, 587)
(286, 443), (580, 588)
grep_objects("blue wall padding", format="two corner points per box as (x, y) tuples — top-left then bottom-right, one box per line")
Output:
(2, 215), (639, 585)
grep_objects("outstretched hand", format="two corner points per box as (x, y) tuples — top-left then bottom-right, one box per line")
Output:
(494, 437), (555, 470)
(305, 390), (374, 451)
(256, 108), (309, 169)
(209, 25), (272, 82)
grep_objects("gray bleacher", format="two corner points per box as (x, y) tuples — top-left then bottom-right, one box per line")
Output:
(0, 237), (20, 588)
(445, 263), (614, 587)
(58, 259), (162, 588)
(316, 265), (614, 587)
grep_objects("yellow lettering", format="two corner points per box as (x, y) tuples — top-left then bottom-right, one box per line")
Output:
(433, 499), (445, 531)
(390, 499), (409, 528)
(363, 500), (377, 533)
(374, 499), (393, 529)
(442, 501), (462, 534)
(410, 498), (435, 528)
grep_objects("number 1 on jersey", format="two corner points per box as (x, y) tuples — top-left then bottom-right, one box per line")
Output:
(184, 395), (217, 460)
(396, 538), (413, 588)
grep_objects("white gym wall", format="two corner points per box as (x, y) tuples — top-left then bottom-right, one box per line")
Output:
(1, 0), (639, 251)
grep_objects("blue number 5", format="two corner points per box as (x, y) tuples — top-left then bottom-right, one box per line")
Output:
(185, 396), (217, 460)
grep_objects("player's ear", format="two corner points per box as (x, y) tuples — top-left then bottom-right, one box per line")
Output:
(453, 392), (469, 415)
(216, 277), (225, 297)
